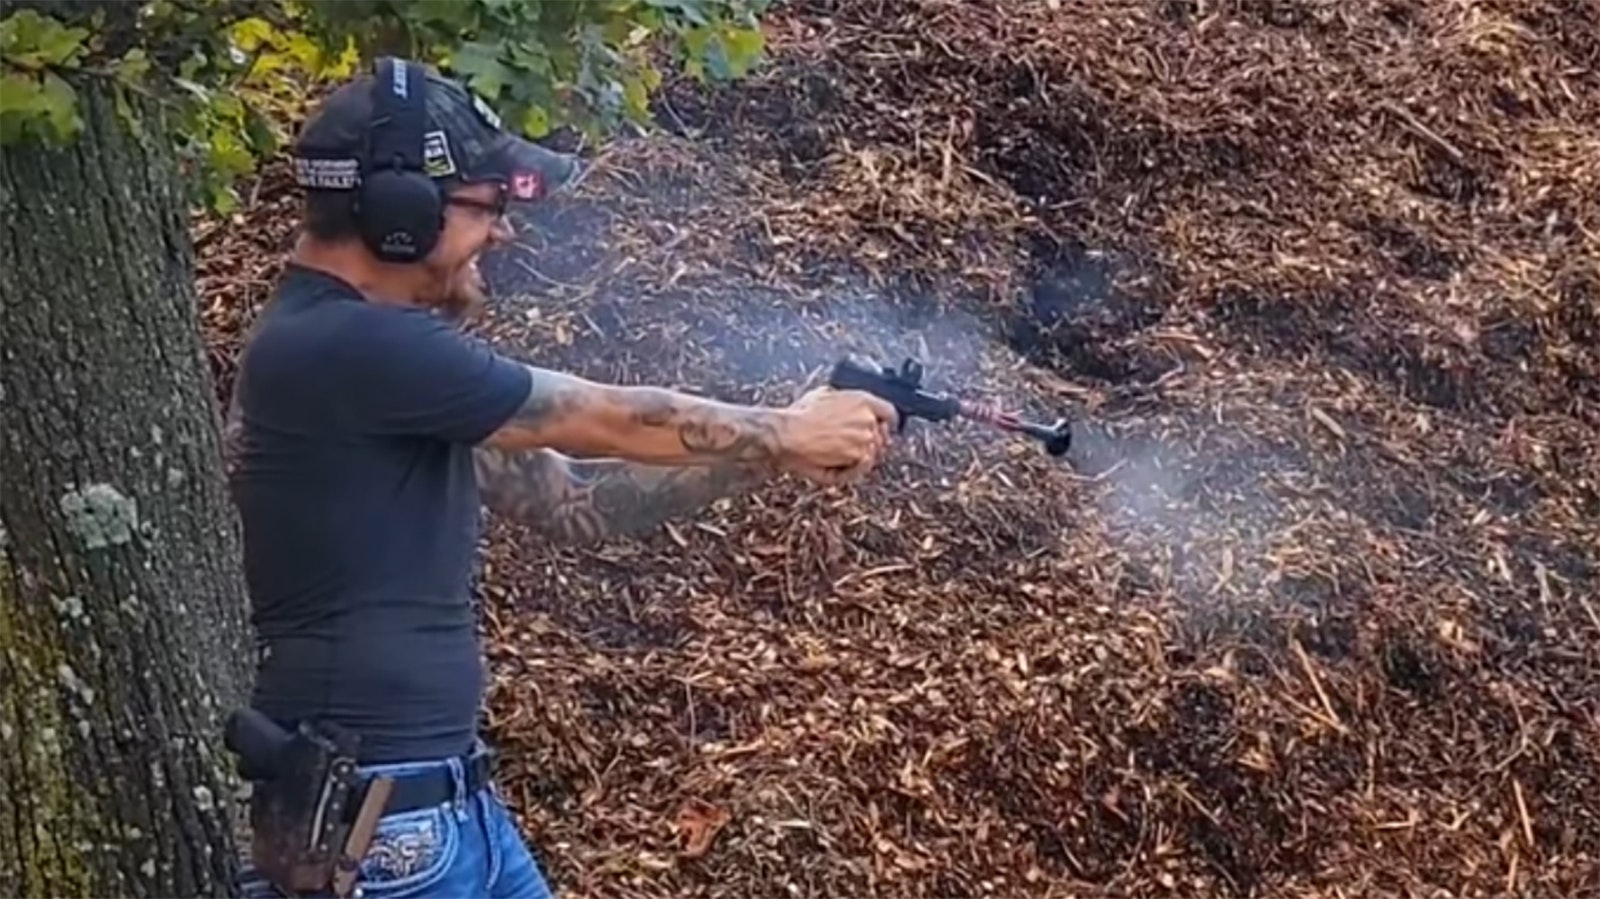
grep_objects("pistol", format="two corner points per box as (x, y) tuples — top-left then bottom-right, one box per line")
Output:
(224, 707), (295, 782)
(827, 356), (1072, 456)
(223, 708), (395, 898)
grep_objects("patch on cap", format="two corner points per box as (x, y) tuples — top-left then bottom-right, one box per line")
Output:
(294, 156), (360, 189)
(471, 93), (504, 131)
(422, 131), (456, 177)
(510, 171), (543, 200)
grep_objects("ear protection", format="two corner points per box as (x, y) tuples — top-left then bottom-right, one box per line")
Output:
(354, 57), (445, 263)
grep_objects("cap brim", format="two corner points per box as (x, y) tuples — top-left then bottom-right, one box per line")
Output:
(480, 135), (582, 203)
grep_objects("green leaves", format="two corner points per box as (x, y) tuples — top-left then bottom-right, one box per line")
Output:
(310, 0), (775, 142)
(678, 20), (765, 82)
(644, 0), (716, 27)
(0, 0), (775, 208)
(0, 8), (90, 69)
(0, 8), (92, 143)
(0, 68), (79, 143)
(449, 39), (516, 100)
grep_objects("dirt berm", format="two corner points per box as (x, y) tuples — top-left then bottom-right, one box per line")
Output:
(198, 1), (1600, 897)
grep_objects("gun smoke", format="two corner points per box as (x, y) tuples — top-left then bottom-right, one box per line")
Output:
(483, 163), (1292, 610)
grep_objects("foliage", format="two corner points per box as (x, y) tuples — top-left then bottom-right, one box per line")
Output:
(0, 0), (776, 211)
(296, 0), (775, 141)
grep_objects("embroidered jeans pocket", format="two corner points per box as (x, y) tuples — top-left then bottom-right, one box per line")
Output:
(356, 804), (461, 897)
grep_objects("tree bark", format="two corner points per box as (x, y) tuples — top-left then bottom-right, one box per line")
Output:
(0, 73), (253, 897)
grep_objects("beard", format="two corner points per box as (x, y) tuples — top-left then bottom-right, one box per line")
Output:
(426, 252), (489, 324)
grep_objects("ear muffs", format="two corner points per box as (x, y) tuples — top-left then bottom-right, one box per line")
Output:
(355, 57), (444, 263)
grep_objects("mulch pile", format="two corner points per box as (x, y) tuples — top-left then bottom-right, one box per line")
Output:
(196, 1), (1600, 897)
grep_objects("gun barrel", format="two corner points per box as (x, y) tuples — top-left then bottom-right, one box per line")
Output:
(956, 401), (1073, 456)
(828, 356), (1071, 456)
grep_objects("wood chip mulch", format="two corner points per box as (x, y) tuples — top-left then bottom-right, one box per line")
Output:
(196, 1), (1600, 897)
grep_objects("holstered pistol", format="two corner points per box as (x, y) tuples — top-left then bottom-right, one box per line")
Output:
(225, 708), (394, 897)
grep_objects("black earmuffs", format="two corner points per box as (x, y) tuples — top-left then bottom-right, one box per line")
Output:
(353, 57), (444, 263)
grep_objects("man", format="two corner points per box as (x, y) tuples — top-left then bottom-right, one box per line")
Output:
(225, 58), (897, 898)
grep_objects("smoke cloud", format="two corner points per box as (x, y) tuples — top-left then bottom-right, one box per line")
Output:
(481, 144), (1301, 609)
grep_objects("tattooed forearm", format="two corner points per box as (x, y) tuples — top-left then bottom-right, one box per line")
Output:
(484, 365), (791, 467)
(473, 445), (772, 544)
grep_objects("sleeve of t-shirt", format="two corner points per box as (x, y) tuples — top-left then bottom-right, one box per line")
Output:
(334, 307), (531, 444)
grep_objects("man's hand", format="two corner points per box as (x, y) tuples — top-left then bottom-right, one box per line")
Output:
(772, 386), (898, 485)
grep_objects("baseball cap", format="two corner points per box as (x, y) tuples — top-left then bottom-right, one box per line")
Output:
(290, 60), (581, 204)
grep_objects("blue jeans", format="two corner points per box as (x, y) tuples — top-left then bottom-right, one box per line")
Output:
(237, 748), (555, 898)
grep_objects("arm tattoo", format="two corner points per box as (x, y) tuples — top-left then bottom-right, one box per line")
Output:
(473, 446), (772, 544)
(501, 365), (787, 466)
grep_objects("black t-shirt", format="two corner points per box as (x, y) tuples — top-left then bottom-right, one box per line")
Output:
(228, 264), (530, 763)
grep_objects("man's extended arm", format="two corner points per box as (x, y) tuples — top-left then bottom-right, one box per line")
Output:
(471, 364), (792, 543)
(458, 353), (894, 541)
(472, 445), (772, 543)
(480, 364), (793, 467)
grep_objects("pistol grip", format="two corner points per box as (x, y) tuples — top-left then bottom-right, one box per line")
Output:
(225, 708), (294, 781)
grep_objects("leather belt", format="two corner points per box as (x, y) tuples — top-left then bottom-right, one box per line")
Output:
(344, 750), (494, 822)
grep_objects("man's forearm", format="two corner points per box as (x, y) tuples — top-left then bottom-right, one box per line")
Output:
(485, 365), (791, 467)
(473, 446), (773, 544)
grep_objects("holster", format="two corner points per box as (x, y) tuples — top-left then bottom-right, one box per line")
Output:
(224, 708), (393, 898)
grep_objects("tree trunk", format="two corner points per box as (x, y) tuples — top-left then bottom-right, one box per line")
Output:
(0, 74), (253, 897)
